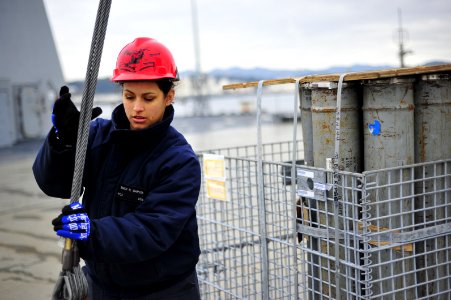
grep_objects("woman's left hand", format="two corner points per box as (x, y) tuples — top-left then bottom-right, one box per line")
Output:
(52, 202), (91, 241)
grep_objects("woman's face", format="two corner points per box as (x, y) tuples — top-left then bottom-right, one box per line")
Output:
(122, 81), (174, 130)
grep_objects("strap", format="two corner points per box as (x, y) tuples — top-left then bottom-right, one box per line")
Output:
(332, 73), (348, 300)
(332, 73), (348, 203)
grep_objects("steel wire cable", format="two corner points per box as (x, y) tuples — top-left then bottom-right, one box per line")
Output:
(71, 0), (112, 203)
(54, 1), (112, 300)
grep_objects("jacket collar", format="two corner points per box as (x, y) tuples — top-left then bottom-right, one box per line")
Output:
(108, 104), (174, 148)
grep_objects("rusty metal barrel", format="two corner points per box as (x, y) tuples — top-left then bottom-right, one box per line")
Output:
(414, 74), (451, 298)
(310, 81), (361, 298)
(362, 77), (416, 297)
(311, 82), (361, 171)
(363, 78), (415, 169)
(414, 74), (451, 162)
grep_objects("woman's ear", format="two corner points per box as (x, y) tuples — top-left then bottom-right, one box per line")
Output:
(165, 89), (175, 106)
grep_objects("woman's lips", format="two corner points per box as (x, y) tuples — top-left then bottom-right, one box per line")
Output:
(132, 116), (146, 123)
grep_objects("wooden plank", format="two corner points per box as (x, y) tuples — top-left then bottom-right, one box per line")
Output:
(223, 78), (296, 90)
(222, 64), (451, 90)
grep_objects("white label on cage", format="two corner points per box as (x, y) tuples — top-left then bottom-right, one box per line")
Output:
(205, 179), (228, 201)
(298, 189), (314, 198)
(203, 153), (228, 201)
(314, 182), (332, 191)
(203, 153), (226, 180)
(297, 169), (314, 178)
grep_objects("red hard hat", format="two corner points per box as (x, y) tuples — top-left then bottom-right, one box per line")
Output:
(112, 37), (179, 82)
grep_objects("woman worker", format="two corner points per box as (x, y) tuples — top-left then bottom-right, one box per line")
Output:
(33, 37), (202, 299)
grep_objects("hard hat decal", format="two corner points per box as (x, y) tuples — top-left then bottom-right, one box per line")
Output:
(120, 49), (160, 73)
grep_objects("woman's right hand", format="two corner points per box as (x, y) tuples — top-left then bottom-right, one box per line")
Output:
(51, 86), (102, 145)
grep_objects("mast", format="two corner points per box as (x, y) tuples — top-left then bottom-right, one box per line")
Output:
(190, 0), (208, 116)
(397, 8), (412, 68)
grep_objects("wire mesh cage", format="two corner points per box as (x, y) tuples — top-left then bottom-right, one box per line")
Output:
(195, 73), (451, 299)
(195, 144), (451, 299)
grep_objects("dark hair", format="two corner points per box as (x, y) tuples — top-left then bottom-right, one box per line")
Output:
(155, 78), (176, 96)
(118, 78), (176, 97)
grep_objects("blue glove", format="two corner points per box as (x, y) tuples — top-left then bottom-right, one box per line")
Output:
(52, 202), (91, 241)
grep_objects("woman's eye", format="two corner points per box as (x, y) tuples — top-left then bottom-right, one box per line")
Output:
(144, 98), (154, 102)
(124, 94), (134, 100)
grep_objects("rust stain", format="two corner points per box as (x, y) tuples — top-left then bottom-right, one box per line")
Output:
(311, 108), (336, 113)
(311, 107), (360, 113)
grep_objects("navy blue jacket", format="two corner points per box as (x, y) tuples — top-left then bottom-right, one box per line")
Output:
(33, 104), (201, 296)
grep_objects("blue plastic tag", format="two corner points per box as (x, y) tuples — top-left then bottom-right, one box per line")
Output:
(368, 120), (381, 136)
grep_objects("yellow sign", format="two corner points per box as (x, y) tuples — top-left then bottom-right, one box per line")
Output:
(202, 154), (227, 201)
(205, 179), (227, 201)
(204, 158), (225, 178)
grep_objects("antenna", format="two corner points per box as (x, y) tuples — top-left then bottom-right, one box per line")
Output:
(397, 8), (412, 68)
(190, 0), (209, 116)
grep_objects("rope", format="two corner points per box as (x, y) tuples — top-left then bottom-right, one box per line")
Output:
(70, 0), (112, 203)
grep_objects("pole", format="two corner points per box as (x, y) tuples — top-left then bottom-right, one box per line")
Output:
(190, 0), (208, 116)
(397, 8), (412, 68)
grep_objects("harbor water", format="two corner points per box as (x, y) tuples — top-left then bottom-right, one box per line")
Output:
(73, 91), (301, 151)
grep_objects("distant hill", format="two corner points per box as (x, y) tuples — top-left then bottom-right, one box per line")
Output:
(423, 60), (450, 66)
(207, 64), (395, 81)
(68, 61), (449, 94)
(67, 79), (120, 95)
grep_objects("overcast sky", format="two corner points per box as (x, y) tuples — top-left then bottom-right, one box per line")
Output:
(43, 0), (451, 81)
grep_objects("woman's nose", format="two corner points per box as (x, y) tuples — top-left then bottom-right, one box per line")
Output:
(133, 100), (144, 111)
